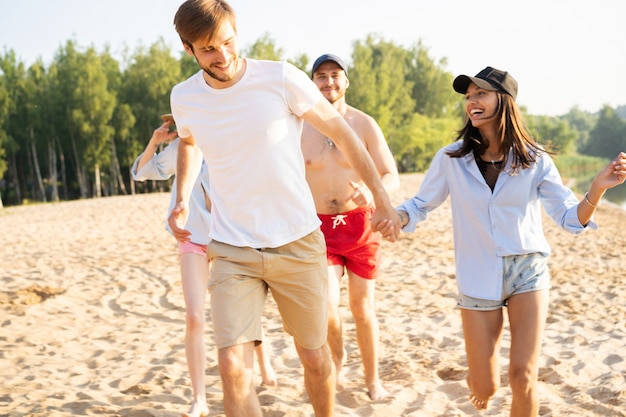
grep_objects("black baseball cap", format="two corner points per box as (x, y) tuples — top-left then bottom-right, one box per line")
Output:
(453, 66), (518, 100)
(311, 53), (348, 77)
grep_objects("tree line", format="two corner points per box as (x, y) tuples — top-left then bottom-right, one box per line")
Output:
(1, 34), (625, 206)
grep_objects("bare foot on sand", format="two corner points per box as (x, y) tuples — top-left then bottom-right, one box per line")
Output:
(367, 381), (390, 401)
(261, 366), (278, 387)
(469, 393), (488, 410)
(182, 400), (209, 417)
(466, 375), (489, 410)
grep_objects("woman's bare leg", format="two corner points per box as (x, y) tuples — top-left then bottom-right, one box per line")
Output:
(254, 328), (277, 386)
(461, 308), (504, 411)
(507, 290), (549, 417)
(180, 253), (211, 417)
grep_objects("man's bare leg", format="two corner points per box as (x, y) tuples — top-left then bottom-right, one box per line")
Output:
(295, 341), (336, 416)
(348, 272), (389, 400)
(326, 264), (346, 381)
(219, 342), (262, 417)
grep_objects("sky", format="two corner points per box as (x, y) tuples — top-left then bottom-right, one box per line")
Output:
(2, 0), (625, 116)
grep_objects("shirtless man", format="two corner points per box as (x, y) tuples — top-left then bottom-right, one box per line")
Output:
(301, 54), (400, 400)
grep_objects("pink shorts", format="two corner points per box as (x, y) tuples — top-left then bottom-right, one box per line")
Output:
(178, 241), (208, 256)
(318, 206), (381, 279)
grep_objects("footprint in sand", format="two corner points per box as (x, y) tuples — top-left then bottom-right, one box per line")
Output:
(0, 285), (66, 314)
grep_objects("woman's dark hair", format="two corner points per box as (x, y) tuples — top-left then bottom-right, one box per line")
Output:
(446, 93), (553, 174)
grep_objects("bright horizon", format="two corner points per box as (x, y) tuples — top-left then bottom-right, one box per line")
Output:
(2, 0), (625, 116)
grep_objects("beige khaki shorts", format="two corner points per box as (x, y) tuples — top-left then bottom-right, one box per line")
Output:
(207, 229), (328, 350)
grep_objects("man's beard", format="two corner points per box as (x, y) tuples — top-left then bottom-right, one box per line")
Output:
(199, 61), (236, 83)
(326, 91), (345, 105)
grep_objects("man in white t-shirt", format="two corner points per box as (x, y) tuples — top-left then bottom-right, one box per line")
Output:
(168, 1), (401, 416)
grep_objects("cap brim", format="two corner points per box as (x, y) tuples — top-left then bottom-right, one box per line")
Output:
(453, 75), (498, 95)
(160, 113), (174, 123)
(311, 54), (347, 77)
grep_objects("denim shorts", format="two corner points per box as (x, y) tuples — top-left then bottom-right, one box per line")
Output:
(457, 252), (551, 311)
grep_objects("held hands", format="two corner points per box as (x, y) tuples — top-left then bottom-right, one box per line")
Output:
(348, 180), (400, 241)
(371, 203), (402, 242)
(167, 202), (192, 243)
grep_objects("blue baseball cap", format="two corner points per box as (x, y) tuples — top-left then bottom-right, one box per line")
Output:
(311, 53), (348, 77)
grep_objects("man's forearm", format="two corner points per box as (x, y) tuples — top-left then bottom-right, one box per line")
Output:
(380, 172), (400, 193)
(175, 139), (202, 206)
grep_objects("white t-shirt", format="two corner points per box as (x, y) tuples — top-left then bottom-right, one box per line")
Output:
(171, 59), (323, 248)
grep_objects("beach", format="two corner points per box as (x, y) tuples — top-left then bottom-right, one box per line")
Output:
(1, 172), (624, 416)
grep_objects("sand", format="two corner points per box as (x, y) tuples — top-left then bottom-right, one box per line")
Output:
(1, 173), (624, 417)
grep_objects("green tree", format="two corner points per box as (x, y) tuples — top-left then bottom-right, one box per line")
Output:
(242, 34), (308, 70)
(101, 49), (129, 196)
(347, 34), (416, 161)
(46, 56), (73, 200)
(561, 106), (598, 152)
(406, 41), (461, 118)
(50, 40), (89, 198)
(582, 105), (626, 159)
(180, 52), (198, 78)
(527, 114), (578, 154)
(289, 53), (309, 73)
(0, 72), (7, 207)
(22, 60), (51, 202)
(392, 113), (458, 172)
(111, 103), (138, 194)
(347, 34), (464, 172)
(242, 32), (284, 60)
(120, 39), (182, 173)
(0, 50), (27, 204)
(0, 55), (11, 206)
(73, 47), (116, 197)
(50, 41), (117, 198)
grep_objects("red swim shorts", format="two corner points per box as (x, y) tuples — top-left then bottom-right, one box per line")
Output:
(318, 206), (381, 279)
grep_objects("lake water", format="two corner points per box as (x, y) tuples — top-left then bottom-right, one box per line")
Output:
(565, 165), (626, 211)
(605, 187), (626, 210)
(572, 181), (626, 211)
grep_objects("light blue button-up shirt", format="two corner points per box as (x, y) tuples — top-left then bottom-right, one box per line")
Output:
(397, 141), (596, 300)
(132, 138), (212, 245)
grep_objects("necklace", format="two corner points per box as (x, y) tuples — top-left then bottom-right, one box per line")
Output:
(489, 157), (504, 170)
(482, 153), (504, 168)
(475, 152), (504, 172)
(327, 137), (334, 148)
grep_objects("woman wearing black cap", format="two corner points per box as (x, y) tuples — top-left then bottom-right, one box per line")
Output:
(390, 67), (626, 415)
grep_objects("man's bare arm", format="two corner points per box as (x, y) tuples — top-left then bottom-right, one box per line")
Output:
(302, 98), (401, 241)
(360, 113), (400, 193)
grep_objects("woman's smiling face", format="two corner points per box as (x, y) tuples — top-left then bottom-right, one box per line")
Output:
(464, 83), (499, 129)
